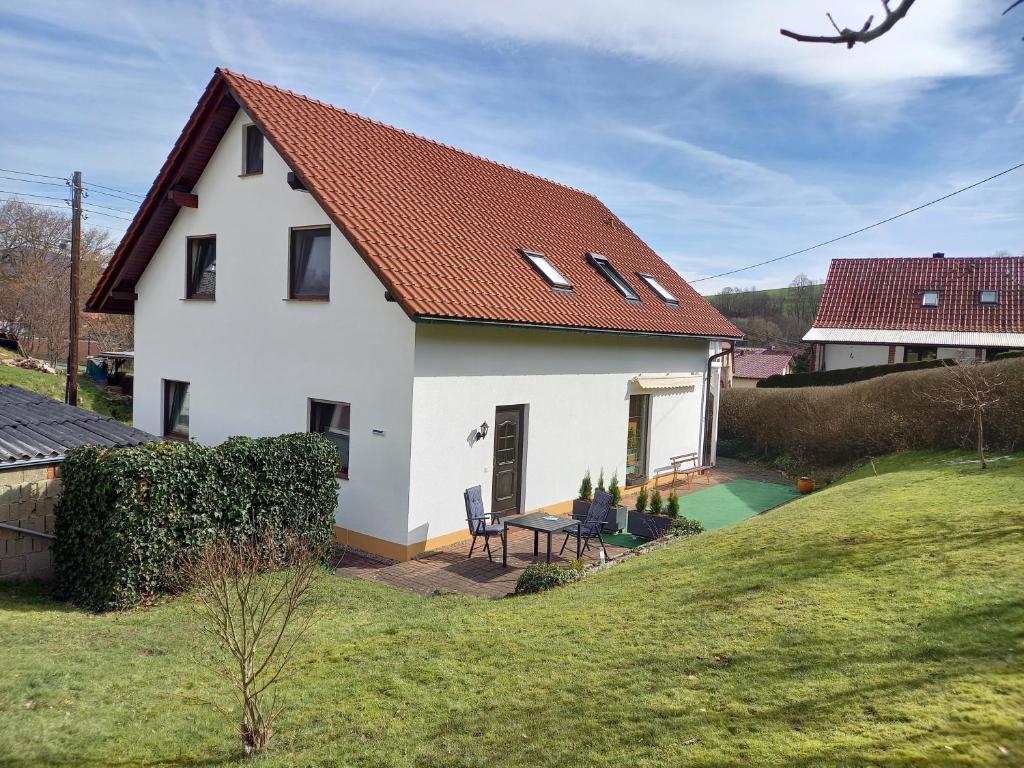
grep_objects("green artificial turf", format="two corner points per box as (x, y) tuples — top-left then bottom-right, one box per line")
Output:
(1, 451), (1022, 767)
(680, 478), (799, 531)
(603, 532), (649, 548)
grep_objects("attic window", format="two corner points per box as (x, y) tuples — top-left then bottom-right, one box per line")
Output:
(588, 252), (639, 302)
(980, 290), (998, 305)
(637, 273), (678, 305)
(243, 124), (263, 175)
(922, 291), (939, 307)
(521, 249), (572, 291)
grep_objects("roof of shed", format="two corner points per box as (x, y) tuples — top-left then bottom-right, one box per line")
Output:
(0, 386), (156, 467)
(87, 69), (741, 340)
(732, 348), (795, 380)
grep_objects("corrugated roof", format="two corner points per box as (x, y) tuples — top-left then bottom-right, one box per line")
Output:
(88, 69), (742, 340)
(813, 256), (1024, 333)
(0, 386), (157, 467)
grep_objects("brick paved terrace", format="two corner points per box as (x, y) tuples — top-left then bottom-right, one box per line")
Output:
(335, 458), (790, 598)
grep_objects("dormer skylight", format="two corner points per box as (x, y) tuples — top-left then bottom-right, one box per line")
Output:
(980, 290), (998, 305)
(638, 273), (678, 305)
(521, 249), (572, 291)
(922, 290), (939, 307)
(588, 252), (639, 302)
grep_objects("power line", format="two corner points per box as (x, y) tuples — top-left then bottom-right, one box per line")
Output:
(83, 207), (133, 222)
(82, 181), (144, 200)
(0, 174), (68, 188)
(0, 189), (69, 203)
(82, 199), (134, 215)
(83, 186), (145, 205)
(0, 196), (69, 212)
(689, 160), (1024, 283)
(0, 167), (67, 181)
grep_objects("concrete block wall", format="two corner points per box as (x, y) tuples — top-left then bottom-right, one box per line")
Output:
(0, 464), (60, 582)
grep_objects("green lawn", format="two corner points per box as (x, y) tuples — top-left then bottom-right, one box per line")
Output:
(1, 452), (1022, 766)
(0, 363), (131, 422)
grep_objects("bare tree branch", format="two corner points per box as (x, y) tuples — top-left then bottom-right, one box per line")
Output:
(781, 0), (916, 48)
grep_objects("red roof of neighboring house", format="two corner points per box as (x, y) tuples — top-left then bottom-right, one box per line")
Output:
(88, 69), (741, 339)
(813, 256), (1024, 333)
(732, 347), (795, 379)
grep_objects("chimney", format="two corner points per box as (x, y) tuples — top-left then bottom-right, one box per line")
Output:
(932, 252), (945, 258)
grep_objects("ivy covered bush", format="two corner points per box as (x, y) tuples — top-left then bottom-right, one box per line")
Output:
(669, 516), (705, 537)
(514, 561), (585, 595)
(53, 433), (339, 612)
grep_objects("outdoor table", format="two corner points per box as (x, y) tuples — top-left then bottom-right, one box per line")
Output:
(499, 512), (581, 567)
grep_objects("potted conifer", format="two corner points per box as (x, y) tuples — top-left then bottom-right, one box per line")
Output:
(572, 470), (593, 519)
(627, 486), (673, 538)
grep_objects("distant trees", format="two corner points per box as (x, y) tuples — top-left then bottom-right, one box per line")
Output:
(707, 275), (823, 348)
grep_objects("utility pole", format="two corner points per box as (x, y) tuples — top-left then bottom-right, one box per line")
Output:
(65, 170), (82, 406)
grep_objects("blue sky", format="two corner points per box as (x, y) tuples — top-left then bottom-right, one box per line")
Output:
(1, 0), (1022, 293)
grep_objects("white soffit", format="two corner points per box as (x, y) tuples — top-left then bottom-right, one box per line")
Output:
(802, 328), (1024, 348)
(633, 372), (702, 390)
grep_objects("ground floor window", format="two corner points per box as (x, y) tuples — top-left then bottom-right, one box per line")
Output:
(903, 346), (938, 363)
(309, 399), (350, 478)
(163, 380), (190, 439)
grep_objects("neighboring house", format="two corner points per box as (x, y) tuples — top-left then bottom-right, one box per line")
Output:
(730, 347), (796, 388)
(86, 69), (742, 562)
(805, 253), (1024, 371)
(0, 386), (155, 580)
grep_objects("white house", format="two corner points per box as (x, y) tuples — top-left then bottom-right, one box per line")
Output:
(805, 253), (1024, 371)
(87, 69), (742, 561)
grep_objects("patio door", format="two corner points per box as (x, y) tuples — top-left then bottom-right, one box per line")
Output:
(492, 405), (525, 516)
(626, 394), (650, 486)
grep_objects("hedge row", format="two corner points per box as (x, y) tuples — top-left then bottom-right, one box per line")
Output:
(720, 357), (1024, 468)
(53, 433), (339, 611)
(758, 357), (951, 388)
(994, 350), (1024, 361)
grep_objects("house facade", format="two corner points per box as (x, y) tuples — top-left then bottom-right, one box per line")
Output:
(87, 69), (742, 561)
(805, 254), (1024, 371)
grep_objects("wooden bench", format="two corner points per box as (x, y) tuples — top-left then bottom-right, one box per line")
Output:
(652, 452), (713, 491)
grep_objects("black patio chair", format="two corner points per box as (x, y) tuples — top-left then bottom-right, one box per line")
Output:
(464, 485), (505, 563)
(560, 489), (611, 560)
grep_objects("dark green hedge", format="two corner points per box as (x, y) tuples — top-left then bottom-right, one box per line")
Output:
(53, 433), (339, 611)
(993, 350), (1024, 361)
(758, 357), (951, 388)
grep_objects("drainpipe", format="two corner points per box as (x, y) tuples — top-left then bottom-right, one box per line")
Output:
(699, 347), (731, 466)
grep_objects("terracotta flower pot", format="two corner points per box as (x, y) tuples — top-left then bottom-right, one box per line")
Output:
(797, 476), (816, 494)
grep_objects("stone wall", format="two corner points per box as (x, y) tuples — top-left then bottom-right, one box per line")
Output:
(0, 463), (60, 581)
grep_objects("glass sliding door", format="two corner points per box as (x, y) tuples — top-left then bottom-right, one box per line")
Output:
(625, 394), (650, 486)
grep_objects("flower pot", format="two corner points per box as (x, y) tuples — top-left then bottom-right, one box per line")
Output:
(627, 510), (672, 538)
(797, 476), (816, 494)
(572, 499), (592, 520)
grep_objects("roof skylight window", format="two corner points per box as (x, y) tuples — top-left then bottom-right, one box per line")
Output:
(521, 249), (572, 290)
(980, 290), (998, 305)
(922, 290), (939, 307)
(637, 273), (678, 305)
(588, 252), (639, 302)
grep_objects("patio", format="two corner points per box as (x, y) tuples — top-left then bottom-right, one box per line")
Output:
(335, 458), (794, 598)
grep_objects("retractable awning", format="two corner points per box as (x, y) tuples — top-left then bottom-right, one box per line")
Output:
(632, 373), (702, 391)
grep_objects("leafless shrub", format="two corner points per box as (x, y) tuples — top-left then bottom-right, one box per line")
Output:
(180, 530), (326, 756)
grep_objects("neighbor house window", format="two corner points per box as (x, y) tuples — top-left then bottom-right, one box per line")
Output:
(309, 399), (350, 477)
(243, 124), (263, 175)
(904, 346), (938, 363)
(921, 291), (939, 307)
(186, 236), (216, 299)
(588, 252), (639, 302)
(637, 273), (678, 305)
(980, 290), (998, 305)
(289, 227), (331, 299)
(520, 249), (572, 290)
(163, 380), (190, 440)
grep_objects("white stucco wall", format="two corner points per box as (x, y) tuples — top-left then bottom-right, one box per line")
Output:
(823, 343), (889, 370)
(406, 324), (713, 546)
(133, 109), (416, 545)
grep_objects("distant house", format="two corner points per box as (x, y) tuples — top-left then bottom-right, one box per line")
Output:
(85, 69), (742, 562)
(804, 254), (1024, 371)
(729, 347), (796, 388)
(0, 386), (155, 581)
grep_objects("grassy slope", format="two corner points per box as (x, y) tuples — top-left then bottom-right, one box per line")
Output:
(0, 453), (1021, 767)
(0, 364), (131, 423)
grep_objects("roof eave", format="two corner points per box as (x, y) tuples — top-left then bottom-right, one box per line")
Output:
(414, 314), (745, 341)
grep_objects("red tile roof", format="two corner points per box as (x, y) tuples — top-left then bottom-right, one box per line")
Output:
(732, 348), (795, 379)
(813, 256), (1024, 333)
(88, 69), (741, 339)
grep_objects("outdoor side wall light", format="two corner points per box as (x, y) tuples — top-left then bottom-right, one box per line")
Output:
(475, 421), (489, 441)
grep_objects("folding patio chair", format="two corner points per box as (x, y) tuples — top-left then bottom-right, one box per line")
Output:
(464, 485), (505, 563)
(560, 489), (611, 561)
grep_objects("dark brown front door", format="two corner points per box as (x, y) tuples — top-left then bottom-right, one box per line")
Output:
(492, 405), (524, 516)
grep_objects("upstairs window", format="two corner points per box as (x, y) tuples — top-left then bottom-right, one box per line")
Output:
(980, 290), (998, 305)
(243, 124), (263, 175)
(289, 227), (331, 299)
(637, 273), (678, 305)
(921, 291), (939, 307)
(186, 236), (216, 299)
(309, 399), (350, 477)
(163, 380), (190, 440)
(588, 252), (639, 302)
(521, 249), (572, 291)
